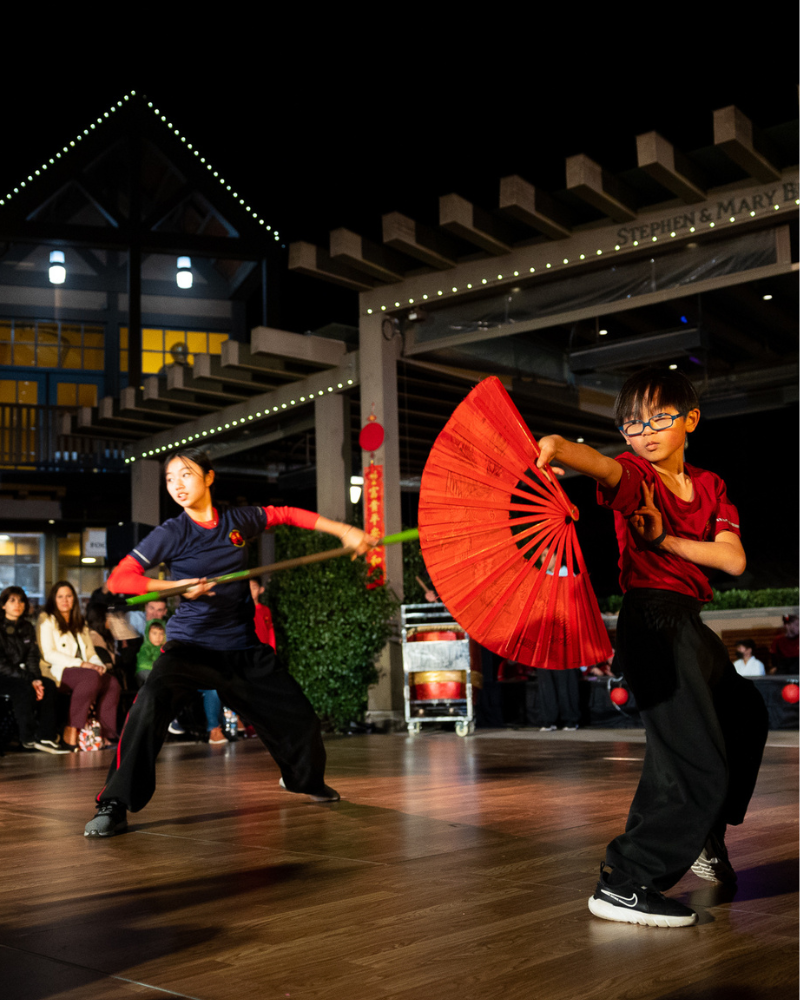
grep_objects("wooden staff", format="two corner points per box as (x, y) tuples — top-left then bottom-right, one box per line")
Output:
(124, 529), (419, 606)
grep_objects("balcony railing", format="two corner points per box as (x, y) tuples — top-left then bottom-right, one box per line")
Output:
(0, 404), (128, 471)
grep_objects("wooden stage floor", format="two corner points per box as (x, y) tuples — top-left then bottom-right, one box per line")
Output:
(0, 728), (796, 1000)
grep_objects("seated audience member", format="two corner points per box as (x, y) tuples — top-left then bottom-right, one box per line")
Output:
(86, 602), (120, 674)
(135, 620), (166, 688)
(0, 586), (68, 753)
(732, 638), (766, 678)
(127, 598), (168, 640)
(770, 614), (799, 674)
(38, 581), (121, 751)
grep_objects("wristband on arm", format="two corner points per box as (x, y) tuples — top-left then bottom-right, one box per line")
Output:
(650, 528), (668, 549)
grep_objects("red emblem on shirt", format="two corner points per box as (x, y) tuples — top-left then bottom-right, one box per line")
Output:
(229, 529), (245, 547)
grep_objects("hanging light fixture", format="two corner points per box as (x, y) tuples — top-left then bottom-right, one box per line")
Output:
(176, 255), (193, 289)
(49, 250), (66, 284)
(350, 475), (364, 504)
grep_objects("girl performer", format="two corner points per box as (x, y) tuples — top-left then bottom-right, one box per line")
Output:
(85, 448), (375, 837)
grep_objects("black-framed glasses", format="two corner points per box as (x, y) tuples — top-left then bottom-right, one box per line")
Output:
(618, 412), (688, 436)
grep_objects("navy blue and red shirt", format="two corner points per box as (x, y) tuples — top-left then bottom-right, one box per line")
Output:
(109, 506), (317, 650)
(597, 453), (741, 603)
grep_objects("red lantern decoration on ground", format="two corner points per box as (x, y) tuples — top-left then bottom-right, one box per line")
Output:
(610, 686), (629, 706)
(781, 683), (800, 704)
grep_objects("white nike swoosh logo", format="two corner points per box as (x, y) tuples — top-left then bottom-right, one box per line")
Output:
(601, 888), (639, 907)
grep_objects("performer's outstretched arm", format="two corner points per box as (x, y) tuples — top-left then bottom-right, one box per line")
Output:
(536, 434), (623, 489)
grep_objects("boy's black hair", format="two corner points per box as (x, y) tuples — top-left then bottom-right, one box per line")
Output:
(615, 367), (700, 426)
(737, 638), (756, 653)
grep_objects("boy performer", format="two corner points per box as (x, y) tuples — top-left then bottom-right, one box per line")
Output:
(536, 368), (768, 928)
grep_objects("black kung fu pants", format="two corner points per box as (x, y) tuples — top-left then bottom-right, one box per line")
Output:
(606, 588), (769, 892)
(97, 641), (328, 812)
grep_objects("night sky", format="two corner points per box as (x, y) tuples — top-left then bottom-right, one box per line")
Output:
(1, 38), (797, 591)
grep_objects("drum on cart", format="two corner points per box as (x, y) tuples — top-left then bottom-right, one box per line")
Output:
(401, 604), (482, 736)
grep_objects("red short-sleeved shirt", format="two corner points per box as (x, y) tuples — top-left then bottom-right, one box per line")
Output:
(597, 453), (741, 603)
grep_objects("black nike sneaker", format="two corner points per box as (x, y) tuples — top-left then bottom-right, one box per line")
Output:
(588, 864), (698, 928)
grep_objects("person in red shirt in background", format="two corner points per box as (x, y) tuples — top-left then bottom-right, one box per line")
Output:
(536, 367), (768, 929)
(770, 614), (799, 674)
(250, 576), (276, 649)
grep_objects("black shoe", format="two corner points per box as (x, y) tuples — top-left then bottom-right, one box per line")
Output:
(588, 864), (697, 928)
(691, 830), (737, 884)
(279, 777), (340, 802)
(84, 799), (128, 837)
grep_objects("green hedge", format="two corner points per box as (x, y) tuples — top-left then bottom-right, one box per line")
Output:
(600, 588), (799, 614)
(268, 526), (400, 731)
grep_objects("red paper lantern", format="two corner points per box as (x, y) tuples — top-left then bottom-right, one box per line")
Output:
(781, 683), (800, 704)
(359, 415), (384, 452)
(610, 686), (629, 706)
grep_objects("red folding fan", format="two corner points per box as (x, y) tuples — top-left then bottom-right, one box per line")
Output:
(418, 377), (612, 671)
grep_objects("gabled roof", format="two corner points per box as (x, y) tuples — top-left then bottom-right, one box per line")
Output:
(0, 90), (282, 267)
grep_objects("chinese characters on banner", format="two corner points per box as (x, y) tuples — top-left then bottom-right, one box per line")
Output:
(363, 463), (385, 587)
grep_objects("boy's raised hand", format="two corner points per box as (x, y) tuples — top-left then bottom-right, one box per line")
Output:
(630, 481), (665, 546)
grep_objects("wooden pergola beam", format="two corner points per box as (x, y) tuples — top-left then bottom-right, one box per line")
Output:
(142, 376), (218, 413)
(382, 212), (458, 269)
(565, 154), (637, 222)
(166, 364), (249, 403)
(193, 353), (278, 392)
(439, 193), (514, 255)
(250, 326), (346, 367)
(636, 132), (707, 203)
(329, 228), (406, 283)
(499, 176), (571, 239)
(220, 339), (287, 377)
(288, 241), (375, 291)
(713, 106), (781, 183)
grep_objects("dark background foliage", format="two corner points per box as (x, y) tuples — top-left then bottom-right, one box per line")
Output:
(268, 527), (399, 730)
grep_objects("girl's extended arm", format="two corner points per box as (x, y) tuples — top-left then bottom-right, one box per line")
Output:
(313, 516), (377, 556)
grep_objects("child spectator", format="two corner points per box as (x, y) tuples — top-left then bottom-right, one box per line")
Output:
(732, 638), (766, 678)
(536, 366), (768, 928)
(135, 620), (166, 688)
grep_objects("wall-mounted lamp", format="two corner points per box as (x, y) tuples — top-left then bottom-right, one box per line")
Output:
(49, 250), (66, 284)
(350, 475), (364, 505)
(176, 255), (193, 289)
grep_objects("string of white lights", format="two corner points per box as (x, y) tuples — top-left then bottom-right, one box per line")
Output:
(0, 90), (281, 242)
(124, 377), (357, 464)
(365, 196), (799, 315)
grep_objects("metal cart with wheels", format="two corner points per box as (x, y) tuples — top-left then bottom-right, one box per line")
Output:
(401, 603), (480, 736)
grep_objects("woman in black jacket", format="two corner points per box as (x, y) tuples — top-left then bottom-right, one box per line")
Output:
(0, 586), (69, 753)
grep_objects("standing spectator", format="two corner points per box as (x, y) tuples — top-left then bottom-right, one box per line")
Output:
(732, 639), (766, 678)
(250, 577), (276, 649)
(38, 581), (121, 752)
(0, 586), (68, 753)
(128, 599), (169, 640)
(770, 614), (799, 674)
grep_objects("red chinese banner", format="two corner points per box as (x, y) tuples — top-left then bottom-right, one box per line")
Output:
(363, 462), (386, 587)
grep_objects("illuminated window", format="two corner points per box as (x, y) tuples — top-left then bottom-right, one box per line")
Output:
(56, 383), (98, 407)
(0, 380), (38, 404)
(0, 319), (104, 370)
(0, 533), (45, 605)
(121, 326), (228, 374)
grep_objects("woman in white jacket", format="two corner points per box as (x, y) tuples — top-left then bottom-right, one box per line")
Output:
(38, 580), (121, 751)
